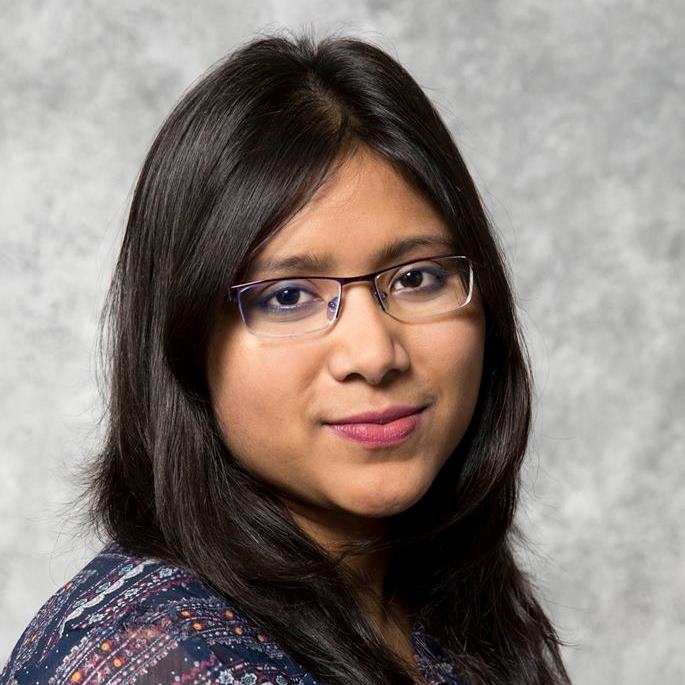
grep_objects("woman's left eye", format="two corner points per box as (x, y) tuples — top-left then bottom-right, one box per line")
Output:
(391, 266), (445, 291)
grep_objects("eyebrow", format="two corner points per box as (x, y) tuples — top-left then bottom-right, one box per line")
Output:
(249, 235), (458, 278)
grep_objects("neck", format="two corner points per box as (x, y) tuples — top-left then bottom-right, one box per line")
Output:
(280, 492), (390, 583)
(279, 495), (416, 646)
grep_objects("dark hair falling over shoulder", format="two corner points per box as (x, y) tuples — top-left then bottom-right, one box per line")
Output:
(75, 28), (571, 685)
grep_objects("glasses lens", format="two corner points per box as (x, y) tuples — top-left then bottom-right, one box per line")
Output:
(236, 256), (473, 337)
(378, 256), (472, 322)
(238, 278), (341, 337)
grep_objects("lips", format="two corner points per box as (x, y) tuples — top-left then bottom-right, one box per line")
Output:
(324, 404), (426, 425)
(324, 405), (427, 448)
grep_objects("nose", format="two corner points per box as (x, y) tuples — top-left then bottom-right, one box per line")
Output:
(326, 281), (410, 385)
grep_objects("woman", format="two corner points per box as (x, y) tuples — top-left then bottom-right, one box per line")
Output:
(1, 31), (571, 685)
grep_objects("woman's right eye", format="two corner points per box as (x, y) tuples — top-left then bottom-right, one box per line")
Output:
(255, 282), (318, 310)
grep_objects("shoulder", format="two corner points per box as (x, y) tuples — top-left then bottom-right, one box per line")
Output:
(1, 543), (318, 685)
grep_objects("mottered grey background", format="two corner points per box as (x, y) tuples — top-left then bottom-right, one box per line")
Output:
(1, 1), (683, 682)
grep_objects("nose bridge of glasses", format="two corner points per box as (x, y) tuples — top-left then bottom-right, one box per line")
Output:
(337, 274), (387, 313)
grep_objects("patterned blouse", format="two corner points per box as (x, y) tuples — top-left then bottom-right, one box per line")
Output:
(1, 542), (465, 685)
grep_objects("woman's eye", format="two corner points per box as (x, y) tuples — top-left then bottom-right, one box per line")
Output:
(391, 266), (447, 293)
(257, 283), (318, 310)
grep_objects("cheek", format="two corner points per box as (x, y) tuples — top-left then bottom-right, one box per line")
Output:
(421, 315), (486, 444)
(418, 308), (484, 379)
(441, 329), (484, 388)
(207, 331), (313, 468)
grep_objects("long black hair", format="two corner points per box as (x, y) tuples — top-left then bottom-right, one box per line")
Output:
(77, 29), (571, 685)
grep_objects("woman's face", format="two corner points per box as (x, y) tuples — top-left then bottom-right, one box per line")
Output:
(207, 147), (486, 540)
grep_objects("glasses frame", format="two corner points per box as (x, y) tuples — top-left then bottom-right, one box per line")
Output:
(226, 253), (474, 338)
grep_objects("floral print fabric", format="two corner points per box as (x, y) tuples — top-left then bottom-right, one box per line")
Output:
(1, 543), (464, 685)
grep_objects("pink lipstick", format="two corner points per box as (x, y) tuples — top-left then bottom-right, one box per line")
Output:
(325, 405), (426, 448)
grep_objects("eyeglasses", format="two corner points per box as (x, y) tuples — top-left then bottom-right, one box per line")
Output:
(226, 253), (474, 338)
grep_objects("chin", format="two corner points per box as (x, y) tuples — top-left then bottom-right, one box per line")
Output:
(343, 480), (430, 519)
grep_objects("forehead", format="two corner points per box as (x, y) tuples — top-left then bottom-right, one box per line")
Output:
(247, 149), (455, 278)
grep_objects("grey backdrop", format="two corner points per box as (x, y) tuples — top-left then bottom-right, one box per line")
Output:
(1, 1), (683, 682)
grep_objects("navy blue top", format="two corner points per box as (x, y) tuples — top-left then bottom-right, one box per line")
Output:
(1, 542), (465, 685)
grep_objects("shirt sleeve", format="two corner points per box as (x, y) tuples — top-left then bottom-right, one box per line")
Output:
(4, 620), (299, 685)
(117, 630), (296, 685)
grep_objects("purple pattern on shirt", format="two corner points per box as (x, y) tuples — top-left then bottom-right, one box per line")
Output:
(1, 543), (464, 685)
